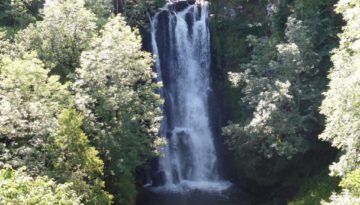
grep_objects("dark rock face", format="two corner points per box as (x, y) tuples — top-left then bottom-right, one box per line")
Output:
(152, 171), (167, 187)
(174, 132), (193, 179)
(168, 1), (188, 12)
(169, 0), (197, 12)
(154, 9), (176, 131)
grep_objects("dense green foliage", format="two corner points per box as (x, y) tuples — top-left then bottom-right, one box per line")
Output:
(0, 166), (81, 205)
(0, 0), (44, 29)
(50, 109), (112, 205)
(288, 169), (339, 205)
(114, 0), (166, 29)
(75, 15), (163, 204)
(221, 0), (339, 159)
(0, 0), (162, 204)
(0, 51), (71, 173)
(319, 0), (360, 204)
(16, 0), (97, 81)
(207, 0), (358, 203)
(0, 50), (112, 203)
(213, 0), (360, 204)
(212, 0), (343, 203)
(224, 16), (320, 159)
(0, 0), (359, 204)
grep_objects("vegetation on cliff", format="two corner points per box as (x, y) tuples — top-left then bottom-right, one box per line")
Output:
(213, 0), (358, 204)
(0, 0), (359, 204)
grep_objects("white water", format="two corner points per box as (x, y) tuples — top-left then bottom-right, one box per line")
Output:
(151, 0), (231, 192)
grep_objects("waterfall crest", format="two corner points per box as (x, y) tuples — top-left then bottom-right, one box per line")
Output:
(151, 0), (230, 192)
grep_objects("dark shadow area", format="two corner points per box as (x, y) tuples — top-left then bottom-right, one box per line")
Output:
(137, 186), (253, 205)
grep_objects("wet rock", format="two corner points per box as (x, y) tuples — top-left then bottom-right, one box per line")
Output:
(172, 169), (180, 184)
(169, 1), (189, 12)
(152, 171), (166, 186)
(187, 0), (196, 5)
(169, 0), (197, 12)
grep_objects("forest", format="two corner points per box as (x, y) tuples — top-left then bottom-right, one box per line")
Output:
(0, 0), (359, 205)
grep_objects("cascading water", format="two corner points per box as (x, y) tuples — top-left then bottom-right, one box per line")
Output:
(151, 0), (231, 192)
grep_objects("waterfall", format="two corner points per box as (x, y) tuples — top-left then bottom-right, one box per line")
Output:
(151, 0), (230, 192)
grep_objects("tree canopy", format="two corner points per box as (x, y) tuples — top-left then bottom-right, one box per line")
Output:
(75, 15), (162, 204)
(320, 0), (360, 204)
(0, 1), (162, 205)
(0, 0), (359, 204)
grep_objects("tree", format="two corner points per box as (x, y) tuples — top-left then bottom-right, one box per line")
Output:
(0, 46), (111, 204)
(16, 0), (97, 81)
(0, 0), (44, 38)
(0, 166), (81, 205)
(0, 52), (70, 174)
(320, 0), (360, 204)
(114, 0), (166, 29)
(0, 0), (44, 28)
(224, 16), (319, 159)
(50, 109), (112, 205)
(83, 0), (113, 25)
(75, 15), (163, 204)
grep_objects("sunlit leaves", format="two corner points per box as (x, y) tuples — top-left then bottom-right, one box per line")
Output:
(224, 16), (318, 159)
(320, 0), (360, 203)
(16, 0), (97, 81)
(0, 53), (70, 173)
(320, 0), (360, 177)
(75, 15), (162, 204)
(51, 109), (112, 205)
(0, 166), (81, 205)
